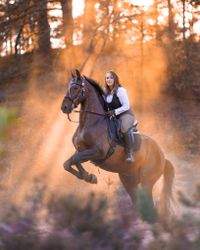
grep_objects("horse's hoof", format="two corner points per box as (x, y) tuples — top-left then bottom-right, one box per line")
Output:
(85, 174), (97, 184)
(90, 174), (97, 184)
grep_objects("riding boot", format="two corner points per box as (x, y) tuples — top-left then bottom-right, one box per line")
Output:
(123, 130), (135, 163)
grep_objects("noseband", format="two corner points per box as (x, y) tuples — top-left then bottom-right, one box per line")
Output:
(64, 77), (86, 108)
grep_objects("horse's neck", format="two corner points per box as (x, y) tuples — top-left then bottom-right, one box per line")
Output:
(80, 84), (104, 126)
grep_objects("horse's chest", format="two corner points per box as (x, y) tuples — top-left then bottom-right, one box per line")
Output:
(73, 130), (92, 150)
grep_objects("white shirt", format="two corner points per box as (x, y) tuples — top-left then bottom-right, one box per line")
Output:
(105, 87), (130, 116)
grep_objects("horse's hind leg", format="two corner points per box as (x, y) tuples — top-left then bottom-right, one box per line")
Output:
(119, 174), (139, 205)
(140, 181), (154, 208)
(159, 159), (175, 219)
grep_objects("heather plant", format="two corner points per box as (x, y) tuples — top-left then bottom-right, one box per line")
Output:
(47, 191), (108, 234)
(1, 181), (200, 249)
(0, 108), (16, 134)
(0, 106), (17, 167)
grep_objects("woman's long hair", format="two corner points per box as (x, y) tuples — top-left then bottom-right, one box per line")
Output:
(104, 71), (121, 95)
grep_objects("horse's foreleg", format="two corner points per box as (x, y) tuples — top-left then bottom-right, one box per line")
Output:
(63, 156), (83, 180)
(64, 147), (99, 184)
(76, 162), (97, 184)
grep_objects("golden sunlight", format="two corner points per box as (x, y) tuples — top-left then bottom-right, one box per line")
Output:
(73, 0), (84, 18)
(72, 0), (154, 18)
(130, 0), (154, 7)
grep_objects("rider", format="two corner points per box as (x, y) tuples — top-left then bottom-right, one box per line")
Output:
(103, 71), (137, 163)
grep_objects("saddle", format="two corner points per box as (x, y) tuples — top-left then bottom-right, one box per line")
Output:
(91, 117), (141, 165)
(107, 117), (141, 151)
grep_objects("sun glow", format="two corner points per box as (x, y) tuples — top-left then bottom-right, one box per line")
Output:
(72, 0), (154, 18)
(130, 0), (154, 7)
(72, 0), (84, 18)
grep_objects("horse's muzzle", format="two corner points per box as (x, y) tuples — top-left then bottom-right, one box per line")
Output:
(61, 103), (74, 114)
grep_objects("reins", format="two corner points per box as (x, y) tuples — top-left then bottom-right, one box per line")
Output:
(67, 109), (106, 123)
(74, 110), (106, 116)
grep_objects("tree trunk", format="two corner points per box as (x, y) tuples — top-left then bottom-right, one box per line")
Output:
(14, 25), (23, 56)
(37, 0), (51, 55)
(182, 0), (186, 41)
(83, 0), (97, 51)
(60, 0), (73, 48)
(167, 0), (175, 40)
(140, 10), (145, 76)
(154, 0), (160, 41)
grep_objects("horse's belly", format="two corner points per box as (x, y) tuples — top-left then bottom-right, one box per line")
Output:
(96, 146), (135, 173)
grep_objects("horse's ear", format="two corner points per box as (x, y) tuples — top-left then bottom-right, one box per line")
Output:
(75, 69), (81, 79)
(71, 71), (75, 78)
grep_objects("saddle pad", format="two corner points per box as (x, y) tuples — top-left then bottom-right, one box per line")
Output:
(133, 133), (141, 152)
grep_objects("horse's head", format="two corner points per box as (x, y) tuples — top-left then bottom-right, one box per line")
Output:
(61, 69), (87, 114)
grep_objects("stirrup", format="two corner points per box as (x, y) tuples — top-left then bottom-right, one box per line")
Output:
(126, 153), (135, 163)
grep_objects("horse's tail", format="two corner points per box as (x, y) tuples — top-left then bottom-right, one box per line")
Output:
(159, 159), (175, 219)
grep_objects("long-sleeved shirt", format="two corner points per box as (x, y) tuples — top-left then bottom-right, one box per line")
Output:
(105, 87), (130, 116)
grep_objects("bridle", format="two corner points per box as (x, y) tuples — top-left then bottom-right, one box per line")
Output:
(64, 76), (106, 122)
(64, 77), (86, 109)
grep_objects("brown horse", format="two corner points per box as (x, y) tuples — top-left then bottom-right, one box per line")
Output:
(61, 69), (175, 217)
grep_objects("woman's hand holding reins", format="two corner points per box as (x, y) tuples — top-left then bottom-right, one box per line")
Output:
(106, 110), (115, 118)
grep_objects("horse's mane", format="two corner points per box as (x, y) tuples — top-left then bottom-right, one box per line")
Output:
(84, 76), (106, 107)
(84, 76), (105, 96)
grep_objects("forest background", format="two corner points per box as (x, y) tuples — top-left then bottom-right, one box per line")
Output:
(0, 0), (200, 249)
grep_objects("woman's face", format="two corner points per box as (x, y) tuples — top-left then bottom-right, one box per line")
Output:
(105, 72), (115, 89)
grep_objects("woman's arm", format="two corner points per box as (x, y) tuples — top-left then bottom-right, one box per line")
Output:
(114, 87), (130, 115)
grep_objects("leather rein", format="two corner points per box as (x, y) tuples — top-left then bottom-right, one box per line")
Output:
(67, 110), (106, 123)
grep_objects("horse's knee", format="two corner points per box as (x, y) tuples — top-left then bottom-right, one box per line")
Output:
(63, 161), (70, 171)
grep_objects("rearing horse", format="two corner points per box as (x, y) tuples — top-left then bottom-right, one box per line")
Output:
(61, 70), (175, 217)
